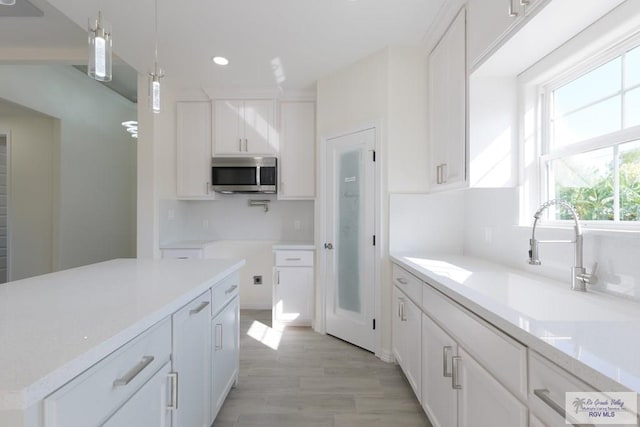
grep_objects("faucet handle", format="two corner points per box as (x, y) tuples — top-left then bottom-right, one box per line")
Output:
(577, 273), (592, 285)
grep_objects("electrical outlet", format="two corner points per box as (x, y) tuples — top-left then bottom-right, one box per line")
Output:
(253, 275), (262, 285)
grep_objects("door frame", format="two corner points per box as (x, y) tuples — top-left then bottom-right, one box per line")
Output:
(315, 121), (382, 357)
(0, 129), (11, 283)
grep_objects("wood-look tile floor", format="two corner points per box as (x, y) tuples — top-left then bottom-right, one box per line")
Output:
(213, 310), (433, 427)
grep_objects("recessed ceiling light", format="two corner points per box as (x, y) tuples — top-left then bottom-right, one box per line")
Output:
(212, 56), (229, 66)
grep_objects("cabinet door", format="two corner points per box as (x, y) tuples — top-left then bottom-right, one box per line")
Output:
(214, 100), (243, 155)
(391, 287), (405, 367)
(466, 0), (522, 69)
(177, 101), (214, 198)
(274, 267), (313, 325)
(457, 347), (528, 427)
(403, 298), (421, 401)
(102, 361), (172, 427)
(421, 314), (457, 427)
(242, 100), (276, 155)
(211, 297), (239, 421)
(429, 9), (467, 190)
(172, 291), (212, 427)
(278, 101), (316, 199)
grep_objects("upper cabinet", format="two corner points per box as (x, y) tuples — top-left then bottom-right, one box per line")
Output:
(278, 101), (316, 200)
(214, 99), (277, 156)
(428, 8), (467, 190)
(177, 101), (215, 199)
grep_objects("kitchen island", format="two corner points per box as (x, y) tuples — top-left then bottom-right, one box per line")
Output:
(0, 258), (245, 427)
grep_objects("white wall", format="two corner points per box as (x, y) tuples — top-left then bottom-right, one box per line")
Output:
(0, 115), (56, 280)
(316, 45), (430, 359)
(0, 65), (137, 272)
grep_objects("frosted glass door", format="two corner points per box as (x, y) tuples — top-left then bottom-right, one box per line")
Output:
(325, 128), (376, 352)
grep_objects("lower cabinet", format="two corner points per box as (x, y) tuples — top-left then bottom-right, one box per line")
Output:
(273, 249), (314, 327)
(421, 314), (457, 427)
(102, 361), (173, 427)
(211, 294), (240, 421)
(392, 286), (421, 401)
(457, 347), (528, 427)
(171, 291), (212, 427)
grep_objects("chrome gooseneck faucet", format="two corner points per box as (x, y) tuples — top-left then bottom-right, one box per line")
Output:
(528, 199), (592, 291)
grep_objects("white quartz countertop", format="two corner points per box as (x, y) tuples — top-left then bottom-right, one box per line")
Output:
(0, 258), (244, 411)
(272, 242), (315, 250)
(390, 253), (640, 393)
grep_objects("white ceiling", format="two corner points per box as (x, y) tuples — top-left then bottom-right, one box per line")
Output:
(1, 0), (446, 96)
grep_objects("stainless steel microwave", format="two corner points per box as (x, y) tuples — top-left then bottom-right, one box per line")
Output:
(211, 157), (277, 194)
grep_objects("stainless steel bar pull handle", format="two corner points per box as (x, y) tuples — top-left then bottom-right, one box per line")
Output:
(238, 138), (242, 152)
(244, 138), (248, 152)
(225, 284), (238, 294)
(189, 301), (210, 315)
(508, 0), (518, 16)
(397, 278), (408, 285)
(520, 0), (530, 5)
(113, 355), (155, 387)
(215, 323), (223, 350)
(400, 301), (407, 321)
(452, 356), (462, 390)
(168, 372), (178, 410)
(440, 163), (447, 184)
(442, 346), (453, 377)
(285, 257), (301, 261)
(533, 389), (595, 427)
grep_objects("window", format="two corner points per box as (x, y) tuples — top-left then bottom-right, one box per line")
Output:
(541, 39), (640, 224)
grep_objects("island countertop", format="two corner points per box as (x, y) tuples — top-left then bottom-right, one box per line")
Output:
(390, 253), (640, 394)
(0, 258), (245, 411)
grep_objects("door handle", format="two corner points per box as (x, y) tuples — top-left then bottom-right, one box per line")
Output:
(452, 356), (462, 390)
(113, 356), (155, 387)
(443, 346), (453, 377)
(324, 243), (333, 250)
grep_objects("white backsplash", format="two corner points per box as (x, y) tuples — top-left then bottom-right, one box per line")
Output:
(159, 196), (314, 244)
(390, 188), (640, 301)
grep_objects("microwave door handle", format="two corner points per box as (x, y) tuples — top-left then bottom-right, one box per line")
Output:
(256, 166), (261, 187)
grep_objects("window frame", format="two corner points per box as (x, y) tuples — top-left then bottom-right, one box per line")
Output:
(538, 33), (640, 229)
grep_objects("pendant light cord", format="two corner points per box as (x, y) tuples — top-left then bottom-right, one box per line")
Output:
(154, 0), (159, 71)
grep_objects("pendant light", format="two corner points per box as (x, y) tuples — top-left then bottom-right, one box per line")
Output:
(149, 0), (164, 114)
(88, 10), (113, 82)
(0, 1), (17, 6)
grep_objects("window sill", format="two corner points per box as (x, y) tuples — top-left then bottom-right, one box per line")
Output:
(514, 222), (640, 237)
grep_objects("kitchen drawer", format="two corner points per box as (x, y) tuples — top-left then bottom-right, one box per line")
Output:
(44, 317), (171, 427)
(392, 264), (422, 304)
(422, 283), (527, 401)
(212, 272), (240, 316)
(161, 248), (204, 259)
(529, 350), (596, 426)
(274, 250), (314, 267)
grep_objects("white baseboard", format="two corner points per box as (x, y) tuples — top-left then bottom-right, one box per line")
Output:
(376, 348), (395, 364)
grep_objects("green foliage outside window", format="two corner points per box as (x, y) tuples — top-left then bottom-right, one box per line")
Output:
(556, 149), (640, 221)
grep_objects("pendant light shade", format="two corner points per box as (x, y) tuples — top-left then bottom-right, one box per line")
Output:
(149, 66), (164, 114)
(88, 11), (112, 82)
(0, 0), (17, 6)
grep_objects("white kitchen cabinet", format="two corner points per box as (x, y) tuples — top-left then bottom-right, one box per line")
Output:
(211, 294), (239, 421)
(273, 249), (314, 327)
(101, 361), (172, 427)
(428, 8), (467, 190)
(171, 291), (212, 427)
(176, 101), (214, 199)
(466, 0), (522, 69)
(421, 313), (457, 427)
(457, 347), (528, 427)
(43, 318), (172, 427)
(214, 99), (276, 156)
(392, 286), (421, 401)
(278, 101), (316, 199)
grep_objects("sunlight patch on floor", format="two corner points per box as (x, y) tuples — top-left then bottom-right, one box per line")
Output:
(247, 320), (282, 350)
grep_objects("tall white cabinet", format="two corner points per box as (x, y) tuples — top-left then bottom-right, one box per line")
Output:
(277, 101), (316, 199)
(176, 101), (214, 199)
(428, 8), (467, 190)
